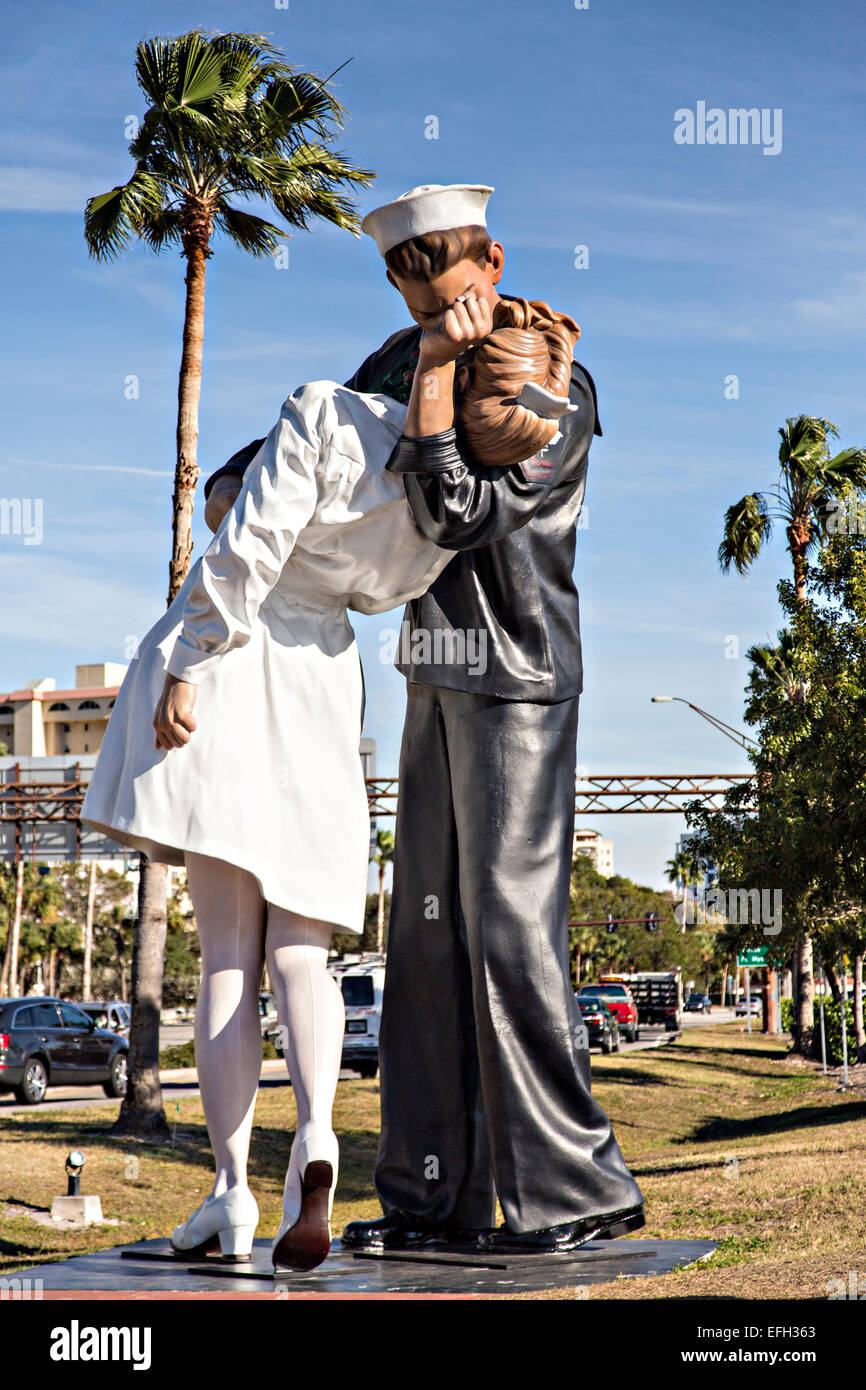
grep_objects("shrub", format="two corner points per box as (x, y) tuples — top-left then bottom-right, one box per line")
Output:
(812, 997), (857, 1067)
(158, 1036), (279, 1069)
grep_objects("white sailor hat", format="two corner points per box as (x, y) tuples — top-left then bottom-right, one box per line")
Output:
(361, 183), (494, 257)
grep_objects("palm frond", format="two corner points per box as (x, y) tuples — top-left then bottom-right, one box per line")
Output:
(139, 205), (184, 251)
(718, 493), (773, 574)
(821, 447), (866, 494)
(135, 30), (229, 111)
(84, 170), (167, 260)
(779, 415), (838, 464)
(88, 33), (372, 260)
(213, 204), (283, 256)
(260, 70), (349, 138)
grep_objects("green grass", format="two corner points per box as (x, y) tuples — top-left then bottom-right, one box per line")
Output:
(2, 1023), (865, 1299)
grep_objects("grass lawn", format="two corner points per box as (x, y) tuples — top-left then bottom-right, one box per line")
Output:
(1, 1023), (864, 1299)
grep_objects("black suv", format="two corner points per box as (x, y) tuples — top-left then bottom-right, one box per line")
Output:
(575, 995), (622, 1054)
(0, 997), (129, 1105)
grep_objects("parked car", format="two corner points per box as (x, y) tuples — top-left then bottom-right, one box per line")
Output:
(684, 992), (712, 1014)
(0, 996), (129, 1105)
(575, 995), (621, 1053)
(259, 991), (278, 1039)
(735, 996), (762, 1017)
(338, 963), (384, 1078)
(579, 980), (640, 1042)
(79, 1000), (131, 1036)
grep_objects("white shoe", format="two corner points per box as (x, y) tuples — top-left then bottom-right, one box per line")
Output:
(272, 1122), (339, 1273)
(171, 1186), (259, 1262)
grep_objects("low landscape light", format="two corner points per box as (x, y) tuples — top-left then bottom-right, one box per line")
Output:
(65, 1150), (85, 1196)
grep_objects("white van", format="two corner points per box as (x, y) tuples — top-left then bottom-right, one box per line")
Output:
(338, 961), (384, 1078)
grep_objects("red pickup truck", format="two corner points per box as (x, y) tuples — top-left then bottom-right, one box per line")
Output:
(577, 981), (640, 1043)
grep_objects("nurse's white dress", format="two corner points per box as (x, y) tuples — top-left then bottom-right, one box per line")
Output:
(82, 381), (453, 935)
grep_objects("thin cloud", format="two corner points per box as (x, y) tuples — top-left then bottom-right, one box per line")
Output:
(1, 456), (172, 478)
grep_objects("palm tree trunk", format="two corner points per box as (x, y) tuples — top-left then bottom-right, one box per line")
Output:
(9, 859), (24, 996)
(765, 968), (778, 1033)
(83, 858), (96, 1000)
(853, 952), (865, 1063)
(377, 863), (386, 954)
(168, 239), (207, 606)
(0, 922), (11, 995)
(120, 230), (209, 1139)
(786, 529), (813, 1051)
(111, 856), (171, 1139)
(48, 945), (56, 997)
(794, 935), (814, 1056)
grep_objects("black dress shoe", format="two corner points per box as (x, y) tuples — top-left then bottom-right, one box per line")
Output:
(476, 1204), (645, 1255)
(342, 1210), (482, 1250)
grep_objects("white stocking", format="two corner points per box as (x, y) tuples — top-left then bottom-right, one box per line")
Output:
(266, 907), (344, 1223)
(184, 852), (267, 1198)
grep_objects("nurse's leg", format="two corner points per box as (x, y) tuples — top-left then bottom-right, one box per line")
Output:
(185, 852), (267, 1196)
(266, 910), (344, 1228)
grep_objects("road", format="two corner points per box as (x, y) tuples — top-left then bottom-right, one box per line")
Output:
(0, 1011), (744, 1115)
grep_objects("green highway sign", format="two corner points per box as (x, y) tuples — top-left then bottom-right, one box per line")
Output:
(737, 947), (769, 968)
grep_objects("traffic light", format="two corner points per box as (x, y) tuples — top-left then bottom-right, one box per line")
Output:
(645, 911), (659, 933)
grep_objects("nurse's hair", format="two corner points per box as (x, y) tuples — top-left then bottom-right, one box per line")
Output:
(454, 296), (581, 469)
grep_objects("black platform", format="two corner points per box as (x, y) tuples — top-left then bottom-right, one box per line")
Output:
(12, 1236), (717, 1295)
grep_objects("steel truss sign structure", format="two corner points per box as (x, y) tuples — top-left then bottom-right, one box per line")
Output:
(0, 769), (756, 862)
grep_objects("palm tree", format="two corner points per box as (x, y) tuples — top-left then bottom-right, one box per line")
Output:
(665, 849), (703, 933)
(84, 29), (374, 1137)
(372, 830), (395, 954)
(570, 918), (601, 986)
(718, 415), (866, 602)
(746, 629), (809, 703)
(719, 415), (866, 1050)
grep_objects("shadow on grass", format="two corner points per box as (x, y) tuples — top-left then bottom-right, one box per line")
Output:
(655, 1053), (807, 1083)
(687, 1099), (866, 1143)
(0, 1111), (380, 1204)
(592, 1067), (670, 1088)
(671, 1041), (792, 1062)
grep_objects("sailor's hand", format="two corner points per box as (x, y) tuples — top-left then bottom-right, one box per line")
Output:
(418, 292), (494, 368)
(204, 476), (242, 533)
(153, 674), (197, 750)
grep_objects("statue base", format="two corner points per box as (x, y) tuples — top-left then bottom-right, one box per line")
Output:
(10, 1235), (716, 1297)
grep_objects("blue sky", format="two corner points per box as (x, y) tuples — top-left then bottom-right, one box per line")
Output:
(1, 0), (864, 888)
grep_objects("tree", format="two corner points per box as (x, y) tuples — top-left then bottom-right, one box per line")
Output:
(691, 525), (866, 1056)
(718, 415), (866, 602)
(83, 29), (374, 1138)
(665, 848), (703, 933)
(372, 829), (394, 955)
(746, 629), (809, 704)
(0, 864), (65, 994)
(718, 416), (866, 1045)
(568, 854), (716, 984)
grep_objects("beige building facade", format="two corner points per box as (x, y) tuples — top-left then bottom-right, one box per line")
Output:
(0, 663), (128, 758)
(573, 826), (615, 878)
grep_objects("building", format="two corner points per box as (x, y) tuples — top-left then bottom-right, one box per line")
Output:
(573, 827), (615, 878)
(0, 663), (128, 758)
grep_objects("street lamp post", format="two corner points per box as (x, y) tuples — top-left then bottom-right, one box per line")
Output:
(650, 696), (756, 751)
(652, 695), (778, 1035)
